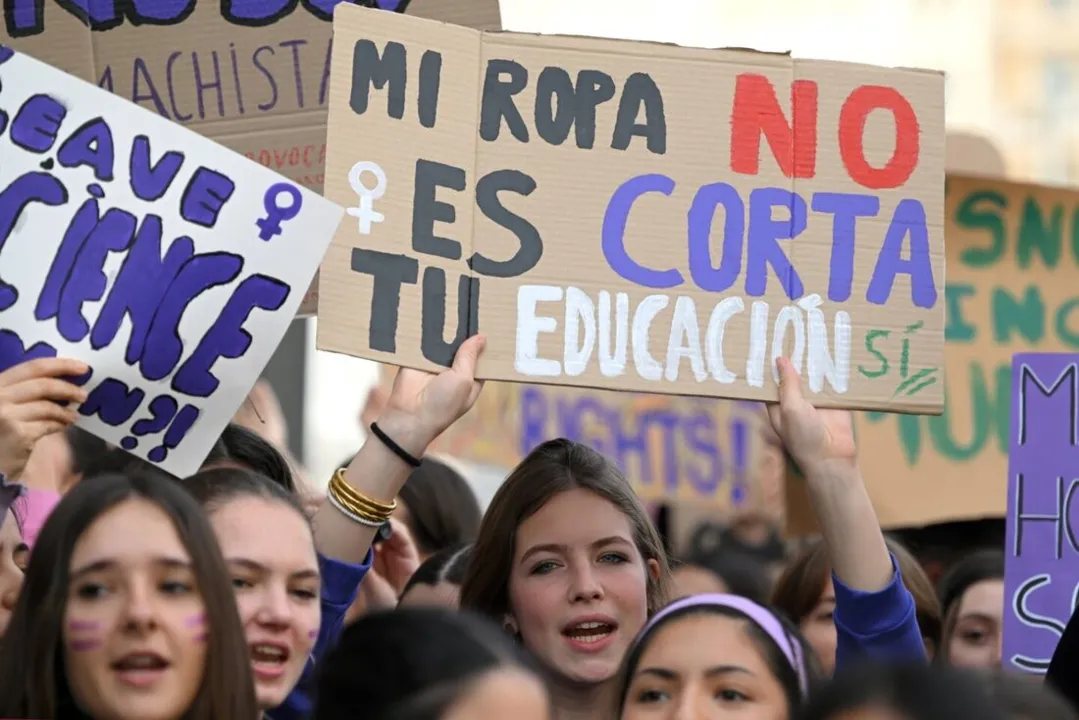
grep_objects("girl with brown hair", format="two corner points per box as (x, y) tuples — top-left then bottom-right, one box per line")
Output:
(84, 336), (488, 719)
(463, 358), (926, 718)
(0, 471), (259, 719)
(935, 549), (1003, 669)
(771, 535), (942, 673)
(185, 335), (488, 720)
(616, 594), (817, 719)
(460, 436), (671, 717)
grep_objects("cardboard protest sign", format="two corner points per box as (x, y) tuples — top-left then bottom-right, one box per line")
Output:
(403, 372), (768, 509)
(848, 176), (1079, 529)
(1002, 353), (1079, 674)
(316, 7), (946, 413)
(1, 1), (500, 191)
(1, 0), (500, 319)
(0, 47), (343, 477)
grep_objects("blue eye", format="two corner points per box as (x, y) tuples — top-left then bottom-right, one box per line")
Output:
(600, 553), (628, 564)
(530, 561), (558, 575)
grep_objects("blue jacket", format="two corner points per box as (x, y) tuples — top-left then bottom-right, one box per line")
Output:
(833, 552), (926, 668)
(269, 549), (372, 720)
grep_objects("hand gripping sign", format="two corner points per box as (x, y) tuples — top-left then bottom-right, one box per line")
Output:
(316, 7), (946, 415)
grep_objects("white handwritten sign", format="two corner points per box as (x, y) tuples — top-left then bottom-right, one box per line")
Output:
(0, 46), (344, 477)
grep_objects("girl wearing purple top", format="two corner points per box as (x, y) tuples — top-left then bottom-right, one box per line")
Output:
(765, 359), (926, 669)
(185, 335), (487, 720)
(462, 358), (923, 720)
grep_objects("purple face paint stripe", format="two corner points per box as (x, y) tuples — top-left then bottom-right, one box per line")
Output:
(69, 638), (102, 652)
(184, 613), (206, 628)
(308, 629), (319, 640)
(68, 619), (101, 631)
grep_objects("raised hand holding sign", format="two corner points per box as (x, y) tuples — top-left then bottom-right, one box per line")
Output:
(316, 6), (946, 415)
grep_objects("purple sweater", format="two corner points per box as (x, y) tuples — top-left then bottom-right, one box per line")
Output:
(267, 550), (921, 718)
(833, 552), (926, 668)
(269, 549), (372, 720)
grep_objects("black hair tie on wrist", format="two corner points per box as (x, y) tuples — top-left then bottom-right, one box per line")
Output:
(370, 422), (422, 468)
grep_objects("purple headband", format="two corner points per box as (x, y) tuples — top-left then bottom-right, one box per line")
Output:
(640, 593), (809, 697)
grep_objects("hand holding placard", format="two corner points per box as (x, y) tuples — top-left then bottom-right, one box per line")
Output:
(767, 357), (858, 479)
(0, 357), (88, 480)
(316, 7), (945, 414)
(380, 334), (487, 454)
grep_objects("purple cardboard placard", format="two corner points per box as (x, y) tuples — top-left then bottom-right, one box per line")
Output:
(1004, 353), (1079, 673)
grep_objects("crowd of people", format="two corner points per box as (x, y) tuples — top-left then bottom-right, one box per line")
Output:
(0, 337), (1077, 719)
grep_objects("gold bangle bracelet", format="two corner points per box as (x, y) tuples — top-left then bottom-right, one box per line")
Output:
(329, 469), (396, 519)
(331, 469), (397, 512)
(327, 490), (386, 527)
(328, 483), (390, 524)
(330, 474), (396, 517)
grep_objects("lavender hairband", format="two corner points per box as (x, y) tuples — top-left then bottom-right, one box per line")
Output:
(640, 593), (809, 697)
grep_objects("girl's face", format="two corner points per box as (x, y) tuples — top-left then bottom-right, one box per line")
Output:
(0, 509), (28, 636)
(947, 579), (1003, 670)
(63, 499), (207, 720)
(210, 496), (320, 709)
(622, 613), (789, 720)
(800, 579), (837, 675)
(507, 488), (656, 684)
(443, 668), (551, 720)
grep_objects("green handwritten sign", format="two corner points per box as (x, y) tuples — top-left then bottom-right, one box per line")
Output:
(858, 321), (939, 401)
(852, 175), (1079, 527)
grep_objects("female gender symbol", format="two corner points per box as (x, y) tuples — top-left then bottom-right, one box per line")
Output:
(256, 183), (304, 241)
(347, 161), (387, 235)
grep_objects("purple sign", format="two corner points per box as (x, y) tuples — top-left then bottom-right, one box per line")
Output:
(1003, 353), (1079, 674)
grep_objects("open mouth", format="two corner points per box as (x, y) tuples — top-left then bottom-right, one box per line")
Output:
(562, 620), (617, 645)
(111, 653), (170, 686)
(249, 643), (291, 678)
